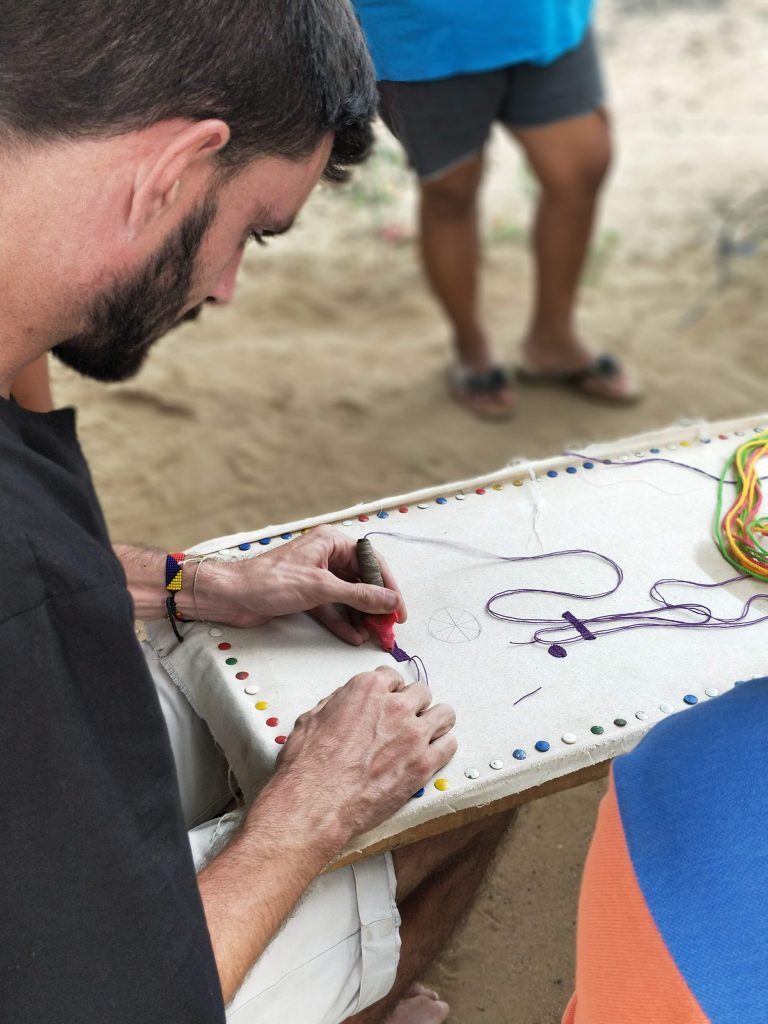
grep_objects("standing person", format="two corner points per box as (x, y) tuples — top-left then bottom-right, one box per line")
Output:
(0, 3), (513, 1023)
(354, 1), (640, 417)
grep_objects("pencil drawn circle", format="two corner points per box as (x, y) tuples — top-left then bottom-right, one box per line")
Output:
(428, 607), (481, 643)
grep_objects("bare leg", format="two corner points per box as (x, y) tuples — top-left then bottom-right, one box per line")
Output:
(419, 155), (516, 417)
(512, 110), (635, 400)
(345, 812), (515, 1024)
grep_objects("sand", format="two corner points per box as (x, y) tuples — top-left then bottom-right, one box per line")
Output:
(51, 1), (768, 1020)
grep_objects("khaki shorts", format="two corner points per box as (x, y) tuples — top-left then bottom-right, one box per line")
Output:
(148, 649), (402, 1024)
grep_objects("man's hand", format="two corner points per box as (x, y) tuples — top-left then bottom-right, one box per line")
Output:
(190, 526), (406, 643)
(116, 526), (406, 644)
(267, 665), (457, 844)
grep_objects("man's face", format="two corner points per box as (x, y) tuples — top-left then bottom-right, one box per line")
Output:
(52, 139), (331, 382)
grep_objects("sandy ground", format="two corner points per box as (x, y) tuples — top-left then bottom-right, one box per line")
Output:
(51, 1), (768, 1020)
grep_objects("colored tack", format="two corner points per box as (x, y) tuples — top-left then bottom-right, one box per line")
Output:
(358, 515), (369, 522)
(235, 671), (249, 680)
(492, 483), (504, 491)
(255, 701), (268, 711)
(281, 533), (293, 540)
(377, 511), (389, 519)
(548, 644), (567, 658)
(547, 470), (558, 478)
(680, 440), (691, 447)
(635, 711), (649, 721)
(436, 497), (448, 504)
(244, 685), (259, 695)
(535, 740), (550, 753)
(238, 543), (251, 551)
(434, 778), (449, 791)
(225, 657), (237, 666)
(614, 718), (627, 727)
(583, 462), (594, 470)
(512, 479), (524, 486)
(659, 702), (674, 714)
(464, 768), (480, 780)
(489, 759), (504, 770)
(719, 434), (729, 440)
(650, 448), (661, 454)
(475, 487), (486, 495)
(590, 725), (604, 735)
(701, 438), (712, 444)
(301, 528), (312, 534)
(705, 687), (720, 697)
(265, 717), (279, 727)
(218, 642), (231, 651)
(561, 732), (577, 745)
(683, 694), (698, 705)
(399, 506), (409, 513)
(275, 736), (287, 744)
(512, 748), (526, 761)
(259, 537), (271, 545)
(209, 628), (223, 638)
(412, 788), (425, 798)
(566, 466), (577, 474)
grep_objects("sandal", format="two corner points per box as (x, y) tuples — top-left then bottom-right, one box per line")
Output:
(450, 365), (517, 420)
(518, 352), (642, 405)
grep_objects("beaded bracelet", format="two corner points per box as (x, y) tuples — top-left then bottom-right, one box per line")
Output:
(165, 551), (186, 642)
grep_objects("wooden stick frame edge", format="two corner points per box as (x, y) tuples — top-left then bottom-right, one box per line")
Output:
(330, 760), (610, 871)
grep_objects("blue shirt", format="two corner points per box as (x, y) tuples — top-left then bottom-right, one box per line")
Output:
(354, 0), (595, 82)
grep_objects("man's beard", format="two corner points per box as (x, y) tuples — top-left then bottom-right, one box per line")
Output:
(52, 194), (217, 382)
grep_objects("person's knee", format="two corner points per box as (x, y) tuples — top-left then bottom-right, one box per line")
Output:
(537, 119), (612, 201)
(420, 157), (484, 220)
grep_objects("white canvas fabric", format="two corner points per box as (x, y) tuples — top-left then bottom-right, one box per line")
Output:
(145, 415), (768, 858)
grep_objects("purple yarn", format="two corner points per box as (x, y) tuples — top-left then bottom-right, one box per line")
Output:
(563, 449), (768, 485)
(390, 641), (429, 686)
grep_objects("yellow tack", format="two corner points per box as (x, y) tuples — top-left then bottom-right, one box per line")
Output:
(492, 484), (504, 491)
(512, 479), (524, 487)
(434, 778), (449, 791)
(255, 701), (269, 711)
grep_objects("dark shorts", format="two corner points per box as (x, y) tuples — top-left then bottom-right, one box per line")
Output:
(378, 29), (604, 181)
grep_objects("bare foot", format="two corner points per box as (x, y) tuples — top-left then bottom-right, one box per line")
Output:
(519, 334), (641, 404)
(450, 365), (517, 420)
(384, 983), (450, 1023)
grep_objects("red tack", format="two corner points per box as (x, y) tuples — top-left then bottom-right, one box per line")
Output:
(218, 642), (231, 651)
(235, 671), (249, 680)
(275, 736), (287, 744)
(265, 717), (279, 727)
(719, 434), (729, 440)
(358, 515), (369, 522)
(475, 488), (486, 495)
(399, 506), (409, 513)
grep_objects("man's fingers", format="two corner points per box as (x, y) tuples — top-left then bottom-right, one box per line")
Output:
(373, 549), (408, 623)
(320, 577), (400, 616)
(309, 605), (366, 646)
(424, 732), (458, 774)
(417, 702), (457, 740)
(400, 681), (432, 714)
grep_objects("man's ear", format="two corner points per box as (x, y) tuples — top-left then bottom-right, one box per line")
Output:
(127, 119), (231, 236)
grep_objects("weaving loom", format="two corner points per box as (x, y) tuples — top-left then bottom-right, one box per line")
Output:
(146, 415), (768, 860)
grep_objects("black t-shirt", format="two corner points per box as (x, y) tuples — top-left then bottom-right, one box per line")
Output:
(0, 399), (225, 1023)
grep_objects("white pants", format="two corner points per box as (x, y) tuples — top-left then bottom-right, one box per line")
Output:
(144, 644), (402, 1023)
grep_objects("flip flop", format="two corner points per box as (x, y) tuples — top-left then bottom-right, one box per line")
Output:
(518, 352), (642, 405)
(450, 365), (517, 420)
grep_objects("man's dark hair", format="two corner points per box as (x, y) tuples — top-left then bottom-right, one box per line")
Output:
(0, 0), (376, 180)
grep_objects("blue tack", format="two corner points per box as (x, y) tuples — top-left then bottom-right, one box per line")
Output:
(650, 448), (661, 453)
(412, 788), (425, 799)
(547, 470), (558, 478)
(683, 694), (699, 705)
(258, 537), (271, 545)
(238, 543), (251, 551)
(377, 510), (389, 519)
(436, 497), (448, 505)
(280, 533), (292, 540)
(512, 748), (527, 761)
(701, 438), (712, 444)
(535, 740), (550, 753)
(566, 466), (577, 474)
(583, 461), (594, 469)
